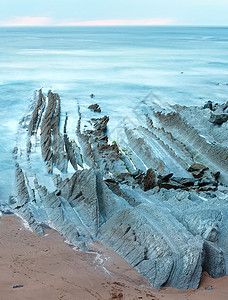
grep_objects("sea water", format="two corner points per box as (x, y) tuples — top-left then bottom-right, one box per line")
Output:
(0, 26), (228, 204)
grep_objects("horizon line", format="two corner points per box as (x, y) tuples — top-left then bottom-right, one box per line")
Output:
(0, 24), (227, 27)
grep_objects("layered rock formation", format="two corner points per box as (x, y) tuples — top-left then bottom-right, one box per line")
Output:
(12, 90), (228, 290)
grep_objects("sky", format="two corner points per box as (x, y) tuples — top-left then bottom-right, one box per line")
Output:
(0, 0), (228, 26)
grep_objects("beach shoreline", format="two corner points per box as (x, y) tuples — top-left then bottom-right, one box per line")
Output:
(0, 214), (227, 300)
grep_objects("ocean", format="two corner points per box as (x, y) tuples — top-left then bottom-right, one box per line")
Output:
(0, 26), (228, 204)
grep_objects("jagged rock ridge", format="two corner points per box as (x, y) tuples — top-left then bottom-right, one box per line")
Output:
(12, 90), (228, 290)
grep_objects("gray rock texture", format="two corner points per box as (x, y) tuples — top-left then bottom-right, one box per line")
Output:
(12, 91), (228, 290)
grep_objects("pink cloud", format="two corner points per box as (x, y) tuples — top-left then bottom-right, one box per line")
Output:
(0, 16), (53, 26)
(62, 18), (175, 26)
(0, 17), (175, 27)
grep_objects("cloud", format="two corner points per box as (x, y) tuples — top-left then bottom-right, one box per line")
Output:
(61, 18), (175, 26)
(0, 17), (175, 27)
(0, 16), (53, 26)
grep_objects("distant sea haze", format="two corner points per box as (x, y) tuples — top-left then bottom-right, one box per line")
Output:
(0, 26), (228, 203)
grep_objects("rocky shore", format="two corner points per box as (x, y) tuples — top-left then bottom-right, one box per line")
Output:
(10, 90), (228, 290)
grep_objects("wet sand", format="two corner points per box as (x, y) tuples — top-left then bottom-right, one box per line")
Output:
(0, 214), (227, 300)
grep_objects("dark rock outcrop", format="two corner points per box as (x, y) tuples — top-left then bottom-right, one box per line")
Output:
(88, 103), (101, 112)
(209, 113), (228, 125)
(143, 168), (156, 191)
(203, 100), (213, 110)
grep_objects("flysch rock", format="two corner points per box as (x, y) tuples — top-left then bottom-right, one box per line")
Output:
(209, 113), (228, 125)
(40, 91), (69, 173)
(12, 90), (228, 290)
(14, 166), (43, 235)
(76, 107), (95, 168)
(88, 103), (101, 112)
(100, 203), (203, 289)
(63, 115), (78, 171)
(118, 187), (227, 279)
(40, 92), (56, 173)
(51, 93), (68, 173)
(153, 102), (228, 184)
(28, 89), (46, 136)
(203, 240), (226, 278)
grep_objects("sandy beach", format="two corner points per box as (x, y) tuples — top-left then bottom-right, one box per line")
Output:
(0, 214), (227, 300)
